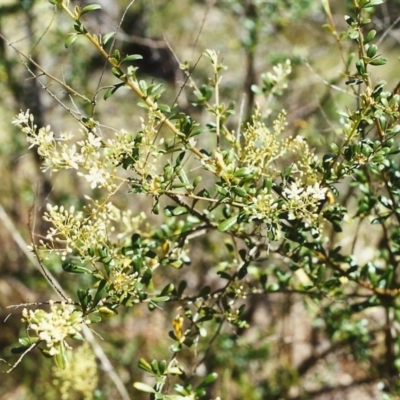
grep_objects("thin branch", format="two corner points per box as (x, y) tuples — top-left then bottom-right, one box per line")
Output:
(92, 0), (136, 115)
(376, 14), (400, 47)
(5, 343), (37, 374)
(0, 33), (91, 104)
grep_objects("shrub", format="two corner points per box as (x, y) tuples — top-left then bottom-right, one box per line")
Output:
(4, 0), (400, 398)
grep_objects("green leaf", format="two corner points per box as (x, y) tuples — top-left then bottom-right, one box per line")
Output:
(166, 366), (182, 375)
(65, 34), (78, 49)
(137, 101), (150, 109)
(160, 283), (175, 296)
(98, 306), (116, 317)
(238, 264), (248, 279)
(138, 80), (148, 94)
(92, 279), (108, 307)
(371, 213), (392, 224)
(379, 195), (393, 209)
(193, 176), (202, 188)
(62, 262), (91, 274)
(138, 358), (153, 373)
(103, 83), (124, 100)
(356, 59), (365, 74)
(370, 57), (387, 66)
(102, 31), (115, 46)
(234, 167), (253, 177)
(54, 342), (67, 369)
(80, 4), (102, 16)
(344, 15), (355, 26)
(164, 206), (188, 217)
(111, 67), (123, 78)
(19, 336), (39, 346)
(141, 268), (152, 285)
(197, 188), (210, 198)
(362, 0), (383, 8)
(217, 271), (232, 280)
(171, 206), (188, 216)
(198, 372), (218, 388)
(158, 359), (167, 374)
(73, 22), (87, 34)
(121, 54), (143, 64)
(217, 214), (238, 232)
(177, 280), (187, 296)
(133, 382), (156, 393)
(77, 289), (90, 311)
(364, 29), (376, 44)
(170, 343), (182, 352)
(158, 103), (171, 113)
(232, 186), (247, 197)
(103, 259), (112, 277)
(199, 286), (211, 298)
(150, 296), (170, 303)
(367, 44), (377, 58)
(151, 360), (160, 374)
(238, 248), (247, 261)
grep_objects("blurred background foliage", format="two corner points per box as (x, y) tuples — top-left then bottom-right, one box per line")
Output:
(1, 0), (400, 399)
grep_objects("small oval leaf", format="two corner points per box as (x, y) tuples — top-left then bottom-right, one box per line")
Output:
(102, 31), (115, 46)
(218, 214), (238, 232)
(133, 382), (156, 393)
(199, 372), (218, 388)
(65, 34), (78, 49)
(138, 358), (153, 373)
(121, 54), (143, 64)
(370, 57), (387, 66)
(80, 4), (102, 16)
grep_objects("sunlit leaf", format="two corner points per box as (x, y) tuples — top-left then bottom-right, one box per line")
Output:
(133, 382), (156, 393)
(80, 4), (102, 16)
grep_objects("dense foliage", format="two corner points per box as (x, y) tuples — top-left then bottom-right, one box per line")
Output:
(3, 0), (400, 399)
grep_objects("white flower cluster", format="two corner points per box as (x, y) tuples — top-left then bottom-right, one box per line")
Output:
(134, 113), (164, 177)
(282, 181), (327, 222)
(43, 203), (110, 258)
(111, 270), (140, 300)
(247, 182), (327, 230)
(42, 201), (147, 259)
(22, 301), (87, 356)
(287, 135), (320, 183)
(105, 129), (136, 165)
(240, 109), (288, 176)
(12, 110), (139, 191)
(248, 191), (279, 223)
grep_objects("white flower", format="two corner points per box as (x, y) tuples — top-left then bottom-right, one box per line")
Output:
(60, 144), (84, 169)
(80, 166), (110, 189)
(306, 182), (327, 201)
(11, 109), (31, 126)
(28, 125), (54, 150)
(283, 182), (304, 200)
(78, 131), (102, 149)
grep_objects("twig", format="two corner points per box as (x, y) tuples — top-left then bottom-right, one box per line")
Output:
(92, 0), (136, 115)
(0, 33), (91, 104)
(6, 343), (37, 374)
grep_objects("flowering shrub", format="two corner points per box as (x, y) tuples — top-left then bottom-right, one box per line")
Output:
(6, 0), (400, 398)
